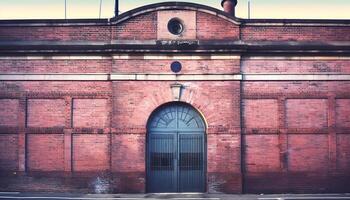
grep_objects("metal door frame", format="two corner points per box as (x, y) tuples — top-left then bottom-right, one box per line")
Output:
(146, 102), (207, 193)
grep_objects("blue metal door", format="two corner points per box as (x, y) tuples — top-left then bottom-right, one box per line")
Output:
(147, 103), (206, 193)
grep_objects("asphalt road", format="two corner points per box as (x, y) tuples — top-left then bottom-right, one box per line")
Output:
(0, 192), (350, 200)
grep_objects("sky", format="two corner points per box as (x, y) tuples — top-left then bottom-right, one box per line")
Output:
(0, 0), (349, 20)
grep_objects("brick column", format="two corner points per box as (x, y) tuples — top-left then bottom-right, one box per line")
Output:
(328, 95), (337, 171)
(278, 97), (288, 171)
(18, 97), (27, 171)
(64, 96), (73, 172)
(108, 97), (113, 170)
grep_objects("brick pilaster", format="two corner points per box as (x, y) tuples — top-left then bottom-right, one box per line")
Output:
(64, 96), (73, 172)
(328, 95), (337, 171)
(18, 96), (27, 171)
(278, 97), (288, 171)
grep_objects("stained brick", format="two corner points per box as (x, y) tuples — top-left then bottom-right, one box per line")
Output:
(286, 99), (328, 129)
(27, 99), (65, 127)
(242, 59), (350, 73)
(0, 99), (19, 126)
(196, 11), (239, 40)
(0, 3), (349, 194)
(73, 99), (109, 128)
(27, 134), (64, 171)
(245, 135), (280, 172)
(0, 134), (18, 170)
(336, 99), (350, 128)
(337, 134), (350, 172)
(72, 134), (110, 171)
(242, 26), (350, 41)
(288, 134), (329, 172)
(243, 99), (278, 129)
(0, 59), (111, 73)
(111, 134), (145, 172)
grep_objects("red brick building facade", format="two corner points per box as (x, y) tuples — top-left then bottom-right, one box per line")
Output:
(0, 0), (349, 194)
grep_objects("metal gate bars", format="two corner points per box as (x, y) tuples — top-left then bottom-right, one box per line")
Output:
(146, 103), (206, 193)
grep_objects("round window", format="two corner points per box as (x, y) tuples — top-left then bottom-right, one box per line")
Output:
(171, 61), (182, 73)
(167, 18), (184, 35)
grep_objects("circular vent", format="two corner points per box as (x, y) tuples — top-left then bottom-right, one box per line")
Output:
(170, 61), (182, 73)
(167, 18), (184, 35)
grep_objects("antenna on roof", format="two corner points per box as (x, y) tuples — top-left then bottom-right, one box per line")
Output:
(248, 0), (251, 19)
(64, 0), (67, 19)
(99, 0), (103, 19)
(115, 0), (119, 17)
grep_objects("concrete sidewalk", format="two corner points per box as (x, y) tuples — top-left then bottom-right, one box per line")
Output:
(0, 192), (350, 200)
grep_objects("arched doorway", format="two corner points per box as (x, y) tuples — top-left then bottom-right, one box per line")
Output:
(146, 102), (206, 193)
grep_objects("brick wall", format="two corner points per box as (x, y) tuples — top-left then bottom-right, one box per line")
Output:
(196, 12), (239, 40)
(0, 26), (111, 42)
(242, 77), (350, 193)
(112, 81), (241, 132)
(242, 56), (350, 193)
(113, 12), (157, 40)
(244, 135), (280, 173)
(112, 80), (241, 193)
(336, 99), (350, 128)
(241, 26), (350, 41)
(0, 4), (350, 194)
(113, 59), (240, 74)
(0, 99), (19, 126)
(0, 134), (18, 171)
(0, 59), (112, 73)
(72, 134), (110, 171)
(27, 134), (64, 171)
(2, 11), (349, 43)
(286, 99), (328, 129)
(288, 135), (329, 172)
(73, 99), (109, 128)
(337, 134), (350, 172)
(27, 99), (65, 128)
(242, 59), (350, 73)
(243, 99), (278, 129)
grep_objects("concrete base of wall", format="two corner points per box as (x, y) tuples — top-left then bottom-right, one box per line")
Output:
(0, 171), (145, 194)
(244, 172), (350, 194)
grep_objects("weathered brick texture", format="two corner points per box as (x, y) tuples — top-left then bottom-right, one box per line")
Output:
(111, 134), (145, 172)
(288, 134), (329, 172)
(242, 79), (350, 193)
(243, 99), (278, 129)
(337, 135), (350, 172)
(112, 81), (241, 133)
(27, 99), (65, 128)
(0, 26), (111, 42)
(0, 81), (111, 94)
(72, 134), (110, 171)
(113, 59), (240, 74)
(241, 26), (350, 41)
(336, 99), (350, 128)
(244, 135), (280, 172)
(196, 11), (239, 40)
(0, 3), (350, 194)
(0, 59), (112, 73)
(73, 99), (109, 128)
(207, 134), (241, 193)
(0, 134), (18, 171)
(242, 59), (350, 73)
(113, 12), (157, 40)
(27, 134), (64, 171)
(0, 99), (19, 126)
(286, 99), (328, 129)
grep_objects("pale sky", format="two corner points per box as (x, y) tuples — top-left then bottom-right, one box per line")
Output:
(0, 0), (349, 20)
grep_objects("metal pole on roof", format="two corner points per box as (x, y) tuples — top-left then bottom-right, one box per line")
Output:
(65, 0), (67, 19)
(115, 0), (119, 16)
(248, 0), (251, 19)
(99, 0), (103, 19)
